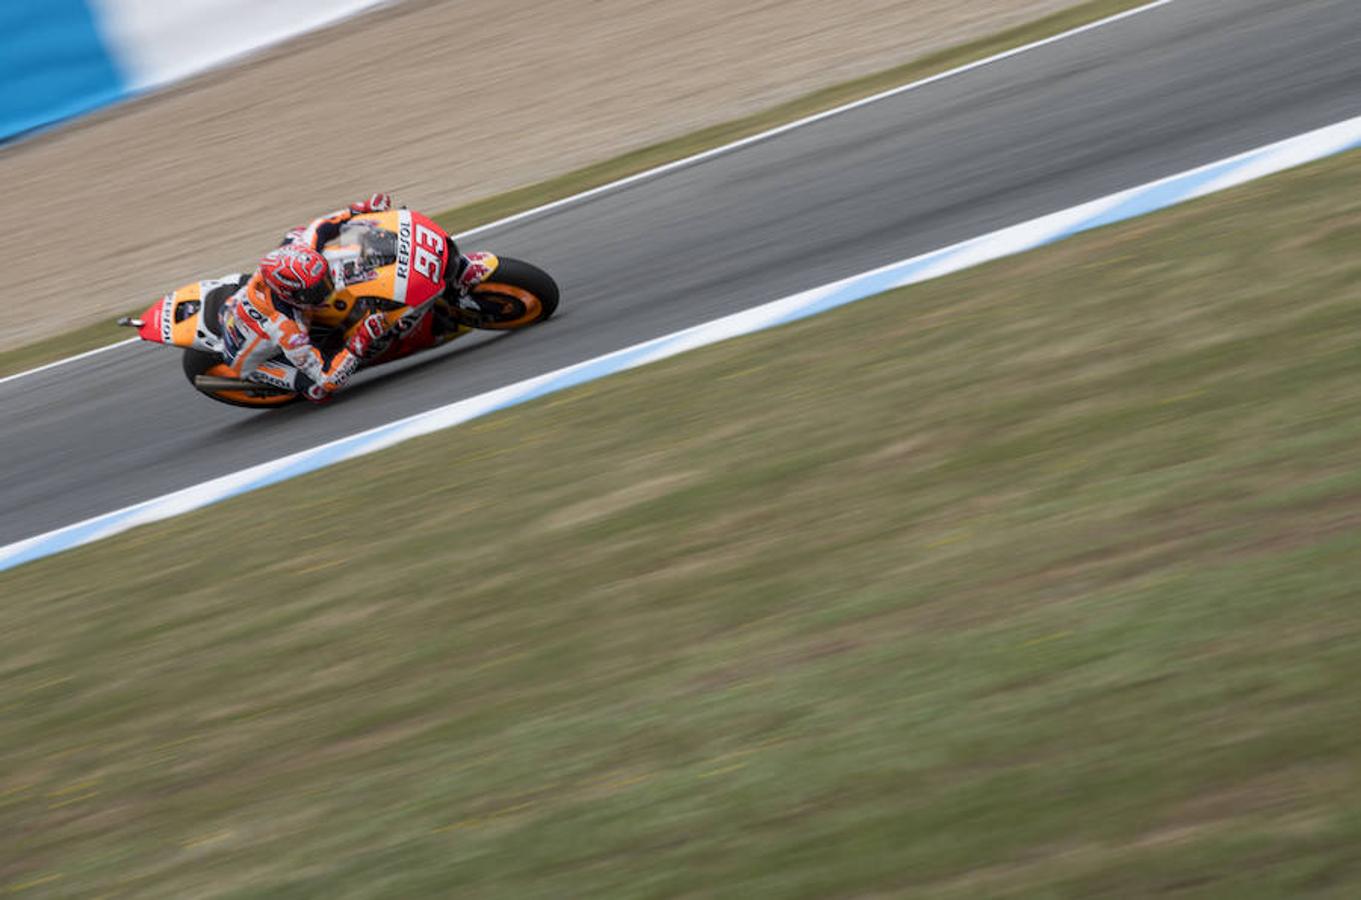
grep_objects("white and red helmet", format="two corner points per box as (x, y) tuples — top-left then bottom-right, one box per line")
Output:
(259, 244), (333, 308)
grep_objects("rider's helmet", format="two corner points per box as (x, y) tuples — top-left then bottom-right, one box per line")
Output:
(259, 245), (334, 309)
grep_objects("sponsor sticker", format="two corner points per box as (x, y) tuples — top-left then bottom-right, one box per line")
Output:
(459, 252), (498, 290)
(249, 369), (293, 391)
(159, 295), (175, 344)
(394, 210), (413, 304)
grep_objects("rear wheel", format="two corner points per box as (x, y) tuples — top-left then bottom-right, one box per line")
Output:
(458, 257), (559, 330)
(182, 348), (299, 409)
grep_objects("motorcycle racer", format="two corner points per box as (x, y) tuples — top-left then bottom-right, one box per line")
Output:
(279, 192), (492, 368)
(120, 194), (561, 410)
(217, 194), (398, 403)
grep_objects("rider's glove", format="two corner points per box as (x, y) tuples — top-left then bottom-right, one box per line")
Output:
(346, 313), (389, 360)
(349, 193), (393, 215)
(303, 354), (359, 403)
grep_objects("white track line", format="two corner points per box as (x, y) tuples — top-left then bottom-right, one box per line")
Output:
(0, 0), (1175, 386)
(0, 338), (138, 387)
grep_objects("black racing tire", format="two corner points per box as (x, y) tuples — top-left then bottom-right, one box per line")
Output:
(182, 348), (300, 409)
(463, 256), (560, 330)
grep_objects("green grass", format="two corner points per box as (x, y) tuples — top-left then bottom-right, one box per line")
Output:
(0, 0), (1157, 379)
(4, 143), (1361, 896)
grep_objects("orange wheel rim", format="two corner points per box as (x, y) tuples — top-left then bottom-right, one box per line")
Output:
(214, 390), (295, 407)
(471, 281), (543, 329)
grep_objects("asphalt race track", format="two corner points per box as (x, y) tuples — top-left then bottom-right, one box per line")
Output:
(3, 0), (1359, 548)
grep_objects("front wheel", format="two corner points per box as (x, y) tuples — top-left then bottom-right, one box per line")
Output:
(456, 256), (559, 330)
(182, 348), (300, 409)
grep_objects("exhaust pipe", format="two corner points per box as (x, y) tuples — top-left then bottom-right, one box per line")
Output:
(193, 375), (294, 397)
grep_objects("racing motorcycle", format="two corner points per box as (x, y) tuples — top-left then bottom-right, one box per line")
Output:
(117, 209), (558, 408)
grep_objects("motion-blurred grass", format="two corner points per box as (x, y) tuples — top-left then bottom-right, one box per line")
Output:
(4, 146), (1361, 896)
(0, 0), (1155, 378)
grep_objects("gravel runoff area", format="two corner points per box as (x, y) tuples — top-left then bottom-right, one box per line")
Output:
(2, 0), (1079, 352)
